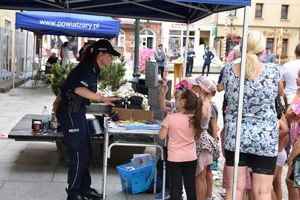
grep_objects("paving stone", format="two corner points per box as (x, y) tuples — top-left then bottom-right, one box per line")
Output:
(0, 150), (23, 164)
(9, 163), (55, 182)
(0, 163), (14, 181)
(0, 139), (10, 150)
(0, 181), (66, 200)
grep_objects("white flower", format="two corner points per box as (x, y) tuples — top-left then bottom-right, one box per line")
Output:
(98, 84), (149, 110)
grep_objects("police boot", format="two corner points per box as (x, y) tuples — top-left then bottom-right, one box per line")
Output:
(81, 188), (102, 200)
(66, 188), (87, 200)
(67, 194), (87, 200)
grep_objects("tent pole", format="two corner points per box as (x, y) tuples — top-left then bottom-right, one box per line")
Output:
(133, 18), (140, 78)
(24, 30), (28, 87)
(232, 6), (250, 200)
(183, 22), (190, 79)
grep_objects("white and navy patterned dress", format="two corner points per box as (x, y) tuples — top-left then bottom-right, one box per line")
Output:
(221, 63), (280, 157)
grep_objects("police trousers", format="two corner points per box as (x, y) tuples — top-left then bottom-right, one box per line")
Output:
(56, 105), (92, 195)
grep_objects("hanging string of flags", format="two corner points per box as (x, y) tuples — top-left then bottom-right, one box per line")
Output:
(223, 11), (230, 64)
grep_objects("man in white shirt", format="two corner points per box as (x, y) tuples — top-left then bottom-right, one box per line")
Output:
(282, 43), (300, 105)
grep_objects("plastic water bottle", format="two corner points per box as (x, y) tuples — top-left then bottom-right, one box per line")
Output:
(50, 113), (58, 133)
(124, 96), (129, 109)
(41, 106), (49, 134)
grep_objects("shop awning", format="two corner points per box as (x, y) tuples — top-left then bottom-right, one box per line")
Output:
(16, 11), (120, 38)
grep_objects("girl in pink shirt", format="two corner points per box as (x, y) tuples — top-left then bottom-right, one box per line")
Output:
(159, 89), (203, 200)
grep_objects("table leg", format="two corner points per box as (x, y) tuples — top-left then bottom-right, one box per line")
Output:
(102, 125), (109, 199)
(162, 159), (166, 200)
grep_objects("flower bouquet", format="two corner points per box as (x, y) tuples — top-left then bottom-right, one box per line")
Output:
(98, 83), (149, 111)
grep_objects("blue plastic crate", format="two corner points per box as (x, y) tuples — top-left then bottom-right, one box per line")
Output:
(116, 159), (155, 194)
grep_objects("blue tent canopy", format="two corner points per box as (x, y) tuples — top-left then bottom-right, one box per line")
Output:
(3, 0), (250, 23)
(16, 11), (120, 38)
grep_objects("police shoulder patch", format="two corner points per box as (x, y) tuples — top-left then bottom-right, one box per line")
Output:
(80, 81), (88, 87)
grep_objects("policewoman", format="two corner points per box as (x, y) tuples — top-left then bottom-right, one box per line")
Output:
(52, 39), (120, 200)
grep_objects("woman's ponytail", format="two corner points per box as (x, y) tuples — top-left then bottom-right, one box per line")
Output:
(244, 31), (266, 80)
(245, 52), (260, 80)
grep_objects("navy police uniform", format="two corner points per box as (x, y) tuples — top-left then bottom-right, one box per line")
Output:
(56, 62), (100, 200)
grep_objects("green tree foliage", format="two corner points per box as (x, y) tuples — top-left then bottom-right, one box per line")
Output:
(49, 56), (126, 97)
(49, 63), (75, 96)
(98, 56), (127, 92)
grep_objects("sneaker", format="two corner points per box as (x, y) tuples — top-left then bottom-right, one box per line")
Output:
(154, 190), (170, 200)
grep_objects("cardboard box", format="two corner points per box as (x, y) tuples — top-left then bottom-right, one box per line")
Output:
(111, 108), (154, 121)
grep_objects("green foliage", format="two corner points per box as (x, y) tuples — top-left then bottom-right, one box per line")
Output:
(50, 63), (75, 96)
(49, 56), (126, 97)
(98, 56), (127, 92)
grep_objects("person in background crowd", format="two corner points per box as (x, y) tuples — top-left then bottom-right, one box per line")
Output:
(52, 39), (120, 200)
(219, 31), (280, 200)
(287, 138), (300, 198)
(286, 91), (300, 199)
(285, 68), (300, 200)
(155, 72), (192, 200)
(47, 52), (59, 65)
(281, 44), (300, 196)
(61, 42), (72, 67)
(272, 114), (289, 200)
(282, 43), (300, 107)
(159, 89), (202, 200)
(262, 48), (276, 63)
(164, 48), (171, 63)
(202, 47), (214, 77)
(218, 44), (253, 200)
(155, 44), (167, 79)
(78, 42), (89, 62)
(226, 45), (241, 64)
(205, 87), (219, 200)
(188, 76), (220, 200)
(186, 46), (196, 77)
(159, 77), (192, 114)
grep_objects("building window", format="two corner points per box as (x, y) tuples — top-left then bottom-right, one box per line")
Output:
(169, 30), (195, 56)
(5, 19), (11, 31)
(140, 29), (155, 49)
(281, 5), (289, 19)
(183, 31), (195, 48)
(255, 3), (263, 18)
(229, 10), (237, 16)
(266, 38), (274, 51)
(282, 39), (288, 57)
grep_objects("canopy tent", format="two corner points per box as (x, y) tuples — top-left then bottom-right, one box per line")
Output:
(0, 1), (252, 199)
(6, 0), (251, 76)
(16, 11), (120, 38)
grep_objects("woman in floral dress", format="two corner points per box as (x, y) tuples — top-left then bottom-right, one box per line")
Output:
(218, 31), (280, 200)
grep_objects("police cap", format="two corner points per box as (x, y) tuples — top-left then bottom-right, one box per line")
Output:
(91, 39), (120, 57)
